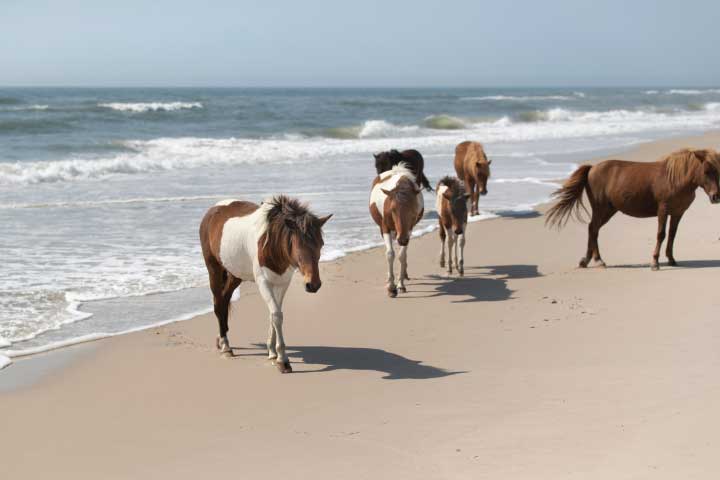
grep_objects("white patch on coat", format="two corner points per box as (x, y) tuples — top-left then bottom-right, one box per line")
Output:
(218, 202), (274, 281)
(370, 163), (423, 220)
(216, 198), (238, 206)
(435, 184), (449, 214)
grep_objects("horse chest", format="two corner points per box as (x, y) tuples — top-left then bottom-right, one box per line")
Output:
(218, 216), (260, 281)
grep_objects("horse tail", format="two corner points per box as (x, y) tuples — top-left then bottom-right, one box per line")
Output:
(545, 164), (591, 229)
(419, 171), (432, 191)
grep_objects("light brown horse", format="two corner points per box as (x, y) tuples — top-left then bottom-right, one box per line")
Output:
(369, 163), (424, 297)
(546, 148), (720, 270)
(199, 195), (332, 373)
(454, 141), (492, 216)
(436, 176), (470, 275)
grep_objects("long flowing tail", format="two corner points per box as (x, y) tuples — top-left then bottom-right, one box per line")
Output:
(545, 164), (592, 228)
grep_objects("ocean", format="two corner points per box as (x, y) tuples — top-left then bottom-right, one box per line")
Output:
(2, 86), (720, 359)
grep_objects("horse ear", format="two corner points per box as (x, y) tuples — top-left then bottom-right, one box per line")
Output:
(381, 188), (394, 196)
(487, 158), (492, 165)
(693, 149), (708, 162)
(373, 153), (379, 160)
(318, 214), (333, 227)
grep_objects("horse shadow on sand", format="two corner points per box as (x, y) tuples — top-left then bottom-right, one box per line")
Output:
(403, 264), (541, 303)
(238, 344), (462, 380)
(608, 259), (720, 270)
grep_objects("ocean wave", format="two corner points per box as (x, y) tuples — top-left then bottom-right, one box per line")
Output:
(0, 118), (73, 134)
(461, 94), (577, 102)
(0, 104), (50, 111)
(423, 114), (467, 129)
(98, 101), (203, 113)
(3, 104), (720, 185)
(0, 96), (21, 105)
(659, 89), (720, 96)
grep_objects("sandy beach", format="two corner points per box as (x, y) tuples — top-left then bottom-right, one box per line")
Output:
(3, 131), (720, 479)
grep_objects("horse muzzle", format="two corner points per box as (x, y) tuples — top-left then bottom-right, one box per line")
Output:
(305, 282), (321, 293)
(712, 193), (720, 204)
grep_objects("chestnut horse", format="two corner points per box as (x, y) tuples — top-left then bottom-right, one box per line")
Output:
(454, 141), (492, 216)
(374, 149), (432, 191)
(436, 176), (470, 276)
(199, 195), (332, 373)
(546, 148), (720, 270)
(369, 163), (424, 297)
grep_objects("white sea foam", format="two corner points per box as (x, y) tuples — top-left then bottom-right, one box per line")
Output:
(0, 355), (11, 370)
(461, 95), (575, 101)
(2, 306), (213, 360)
(98, 102), (203, 112)
(665, 89), (720, 95)
(0, 336), (11, 348)
(2, 104), (720, 186)
(0, 104), (50, 111)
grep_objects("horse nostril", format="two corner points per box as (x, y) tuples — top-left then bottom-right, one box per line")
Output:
(305, 282), (320, 293)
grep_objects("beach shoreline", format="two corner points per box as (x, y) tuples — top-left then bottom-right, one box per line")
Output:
(3, 129), (720, 479)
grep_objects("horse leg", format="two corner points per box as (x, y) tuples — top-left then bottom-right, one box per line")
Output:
(438, 223), (446, 268)
(210, 270), (241, 356)
(257, 277), (291, 373)
(666, 213), (684, 266)
(446, 230), (455, 274)
(383, 232), (397, 297)
(591, 207), (616, 267)
(397, 245), (408, 293)
(457, 232), (466, 276)
(466, 176), (478, 216)
(651, 208), (668, 271)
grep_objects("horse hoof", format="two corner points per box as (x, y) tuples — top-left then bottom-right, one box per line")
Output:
(439, 261), (445, 268)
(387, 287), (398, 298)
(668, 259), (678, 267)
(275, 360), (292, 373)
(459, 269), (464, 276)
(578, 258), (589, 268)
(651, 264), (660, 271)
(398, 286), (407, 293)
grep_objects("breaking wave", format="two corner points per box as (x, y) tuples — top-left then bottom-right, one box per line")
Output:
(98, 101), (203, 112)
(3, 104), (720, 185)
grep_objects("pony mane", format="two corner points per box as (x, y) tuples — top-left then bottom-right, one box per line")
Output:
(263, 195), (323, 247)
(664, 149), (720, 189)
(437, 175), (466, 199)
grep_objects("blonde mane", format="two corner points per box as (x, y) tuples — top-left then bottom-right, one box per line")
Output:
(664, 149), (720, 189)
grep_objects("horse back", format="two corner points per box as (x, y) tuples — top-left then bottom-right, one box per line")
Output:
(589, 160), (665, 217)
(200, 200), (260, 261)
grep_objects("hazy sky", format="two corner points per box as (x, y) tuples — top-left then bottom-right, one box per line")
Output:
(1, 0), (718, 87)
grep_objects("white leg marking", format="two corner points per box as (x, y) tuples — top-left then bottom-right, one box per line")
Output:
(439, 227), (446, 268)
(458, 233), (466, 275)
(446, 231), (455, 274)
(398, 245), (408, 291)
(383, 232), (396, 292)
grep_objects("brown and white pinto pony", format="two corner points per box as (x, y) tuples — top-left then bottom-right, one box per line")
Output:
(454, 141), (492, 216)
(546, 148), (720, 270)
(436, 176), (470, 276)
(199, 195), (332, 373)
(369, 163), (424, 297)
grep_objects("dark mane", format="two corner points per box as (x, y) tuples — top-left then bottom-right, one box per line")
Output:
(438, 175), (466, 200)
(264, 195), (324, 248)
(394, 176), (420, 206)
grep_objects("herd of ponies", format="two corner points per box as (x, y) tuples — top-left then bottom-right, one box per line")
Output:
(200, 141), (720, 373)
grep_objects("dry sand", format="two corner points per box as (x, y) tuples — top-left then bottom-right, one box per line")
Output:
(3, 132), (720, 479)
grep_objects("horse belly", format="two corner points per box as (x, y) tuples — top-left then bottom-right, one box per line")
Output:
(609, 191), (658, 218)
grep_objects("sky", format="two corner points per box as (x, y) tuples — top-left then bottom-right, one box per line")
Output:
(1, 0), (719, 87)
